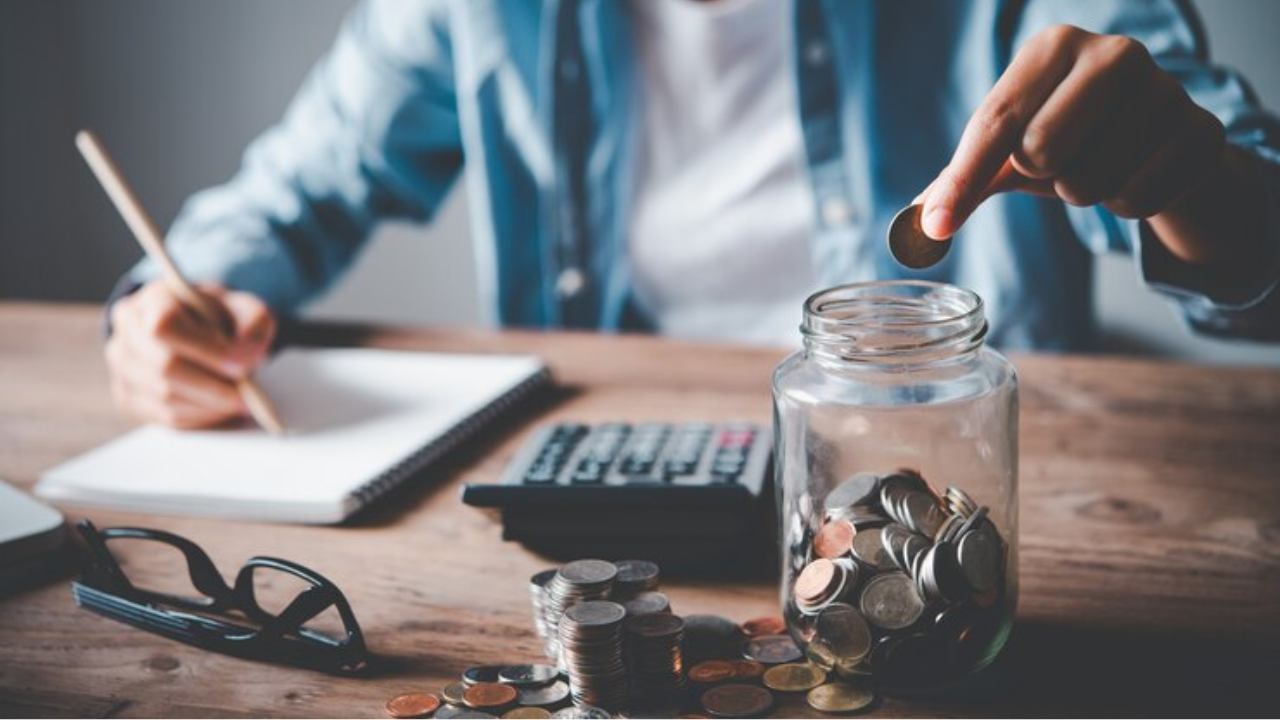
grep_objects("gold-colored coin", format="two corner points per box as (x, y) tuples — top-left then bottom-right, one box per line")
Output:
(503, 708), (552, 719)
(888, 203), (951, 269)
(806, 681), (876, 714)
(762, 663), (827, 693)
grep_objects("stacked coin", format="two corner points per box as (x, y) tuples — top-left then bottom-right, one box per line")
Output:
(612, 559), (660, 598)
(543, 560), (618, 666)
(623, 612), (685, 704)
(790, 469), (1009, 685)
(530, 569), (558, 649)
(558, 601), (630, 711)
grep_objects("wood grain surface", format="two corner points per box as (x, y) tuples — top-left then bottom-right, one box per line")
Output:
(1, 302), (1278, 718)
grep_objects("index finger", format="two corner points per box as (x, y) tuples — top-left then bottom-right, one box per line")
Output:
(922, 26), (1080, 239)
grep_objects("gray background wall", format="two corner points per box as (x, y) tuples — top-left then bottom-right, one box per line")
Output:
(1, 0), (1277, 365)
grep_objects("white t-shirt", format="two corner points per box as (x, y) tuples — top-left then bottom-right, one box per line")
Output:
(628, 0), (816, 347)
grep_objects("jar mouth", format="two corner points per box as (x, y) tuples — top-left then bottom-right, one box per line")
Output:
(801, 281), (987, 363)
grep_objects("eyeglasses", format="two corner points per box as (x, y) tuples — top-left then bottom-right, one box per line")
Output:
(72, 520), (369, 674)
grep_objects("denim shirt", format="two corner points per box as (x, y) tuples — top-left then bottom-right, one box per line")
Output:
(136, 0), (1280, 350)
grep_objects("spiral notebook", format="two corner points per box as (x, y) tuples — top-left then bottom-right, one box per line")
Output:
(37, 348), (549, 523)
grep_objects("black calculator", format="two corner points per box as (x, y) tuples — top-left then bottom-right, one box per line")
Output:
(461, 422), (776, 574)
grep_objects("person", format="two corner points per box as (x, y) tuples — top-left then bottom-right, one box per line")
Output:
(105, 0), (1280, 429)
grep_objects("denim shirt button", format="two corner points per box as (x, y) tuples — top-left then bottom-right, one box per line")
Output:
(557, 267), (586, 298)
(821, 197), (854, 227)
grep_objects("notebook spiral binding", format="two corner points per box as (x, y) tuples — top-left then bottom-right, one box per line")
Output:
(348, 367), (553, 509)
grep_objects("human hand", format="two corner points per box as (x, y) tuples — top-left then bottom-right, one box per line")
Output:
(919, 24), (1226, 241)
(105, 282), (275, 429)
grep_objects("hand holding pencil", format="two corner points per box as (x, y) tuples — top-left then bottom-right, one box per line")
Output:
(77, 130), (286, 434)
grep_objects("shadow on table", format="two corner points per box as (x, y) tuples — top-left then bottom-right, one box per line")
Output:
(907, 620), (1279, 717)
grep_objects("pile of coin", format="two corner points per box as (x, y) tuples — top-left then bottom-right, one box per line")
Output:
(622, 612), (685, 703)
(790, 468), (1010, 685)
(558, 601), (630, 711)
(542, 560), (617, 666)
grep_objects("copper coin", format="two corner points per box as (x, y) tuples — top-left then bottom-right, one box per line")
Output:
(386, 692), (442, 719)
(688, 660), (738, 684)
(463, 683), (519, 711)
(794, 559), (838, 604)
(739, 616), (786, 638)
(744, 634), (804, 665)
(814, 519), (856, 559)
(700, 683), (775, 718)
(728, 659), (767, 682)
(888, 203), (951, 269)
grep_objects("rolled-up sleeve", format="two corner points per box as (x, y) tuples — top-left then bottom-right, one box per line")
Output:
(1016, 0), (1280, 342)
(126, 0), (464, 316)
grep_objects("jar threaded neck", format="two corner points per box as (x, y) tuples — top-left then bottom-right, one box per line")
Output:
(801, 281), (987, 364)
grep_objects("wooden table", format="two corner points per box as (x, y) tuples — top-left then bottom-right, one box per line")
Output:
(1, 302), (1278, 718)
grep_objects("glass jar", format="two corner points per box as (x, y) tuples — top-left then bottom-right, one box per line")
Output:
(772, 281), (1018, 690)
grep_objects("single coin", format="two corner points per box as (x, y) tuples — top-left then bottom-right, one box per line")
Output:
(689, 660), (738, 684)
(518, 681), (569, 708)
(463, 666), (506, 685)
(739, 616), (786, 638)
(807, 681), (876, 714)
(557, 559), (618, 585)
(925, 542), (970, 604)
(904, 491), (946, 537)
(888, 203), (951, 269)
(463, 683), (519, 711)
(824, 472), (881, 516)
(386, 693), (442, 719)
(859, 572), (925, 631)
(958, 524), (1001, 593)
(762, 663), (827, 693)
(442, 682), (469, 706)
(850, 527), (893, 570)
(551, 707), (609, 719)
(498, 664), (559, 688)
(623, 591), (671, 616)
(503, 709), (552, 720)
(626, 611), (684, 639)
(744, 634), (804, 665)
(814, 519), (856, 560)
(794, 559), (839, 604)
(815, 603), (872, 663)
(700, 683), (775, 718)
(437, 707), (498, 720)
(728, 659), (767, 682)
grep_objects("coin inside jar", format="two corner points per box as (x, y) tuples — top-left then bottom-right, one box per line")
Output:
(888, 203), (951, 269)
(814, 519), (856, 559)
(815, 602), (872, 663)
(762, 663), (827, 693)
(386, 693), (442, 719)
(806, 681), (876, 713)
(859, 571), (926, 631)
(850, 526), (893, 569)
(794, 558), (840, 605)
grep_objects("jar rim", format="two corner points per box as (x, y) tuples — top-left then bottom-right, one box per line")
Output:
(801, 281), (987, 363)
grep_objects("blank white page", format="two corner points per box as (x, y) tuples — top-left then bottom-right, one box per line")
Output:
(37, 348), (546, 523)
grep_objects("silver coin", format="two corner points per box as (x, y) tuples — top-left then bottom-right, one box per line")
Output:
(463, 665), (506, 685)
(850, 526), (893, 569)
(957, 524), (1000, 592)
(519, 680), (570, 707)
(558, 559), (618, 586)
(823, 472), (881, 517)
(888, 203), (951, 269)
(622, 591), (670, 617)
(903, 491), (946, 538)
(613, 559), (660, 593)
(551, 707), (610, 719)
(859, 572), (925, 631)
(922, 542), (969, 605)
(499, 664), (560, 687)
(436, 706), (498, 720)
(564, 600), (627, 627)
(814, 603), (872, 663)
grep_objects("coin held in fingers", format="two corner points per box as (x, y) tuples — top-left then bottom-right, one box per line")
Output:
(888, 204), (951, 269)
